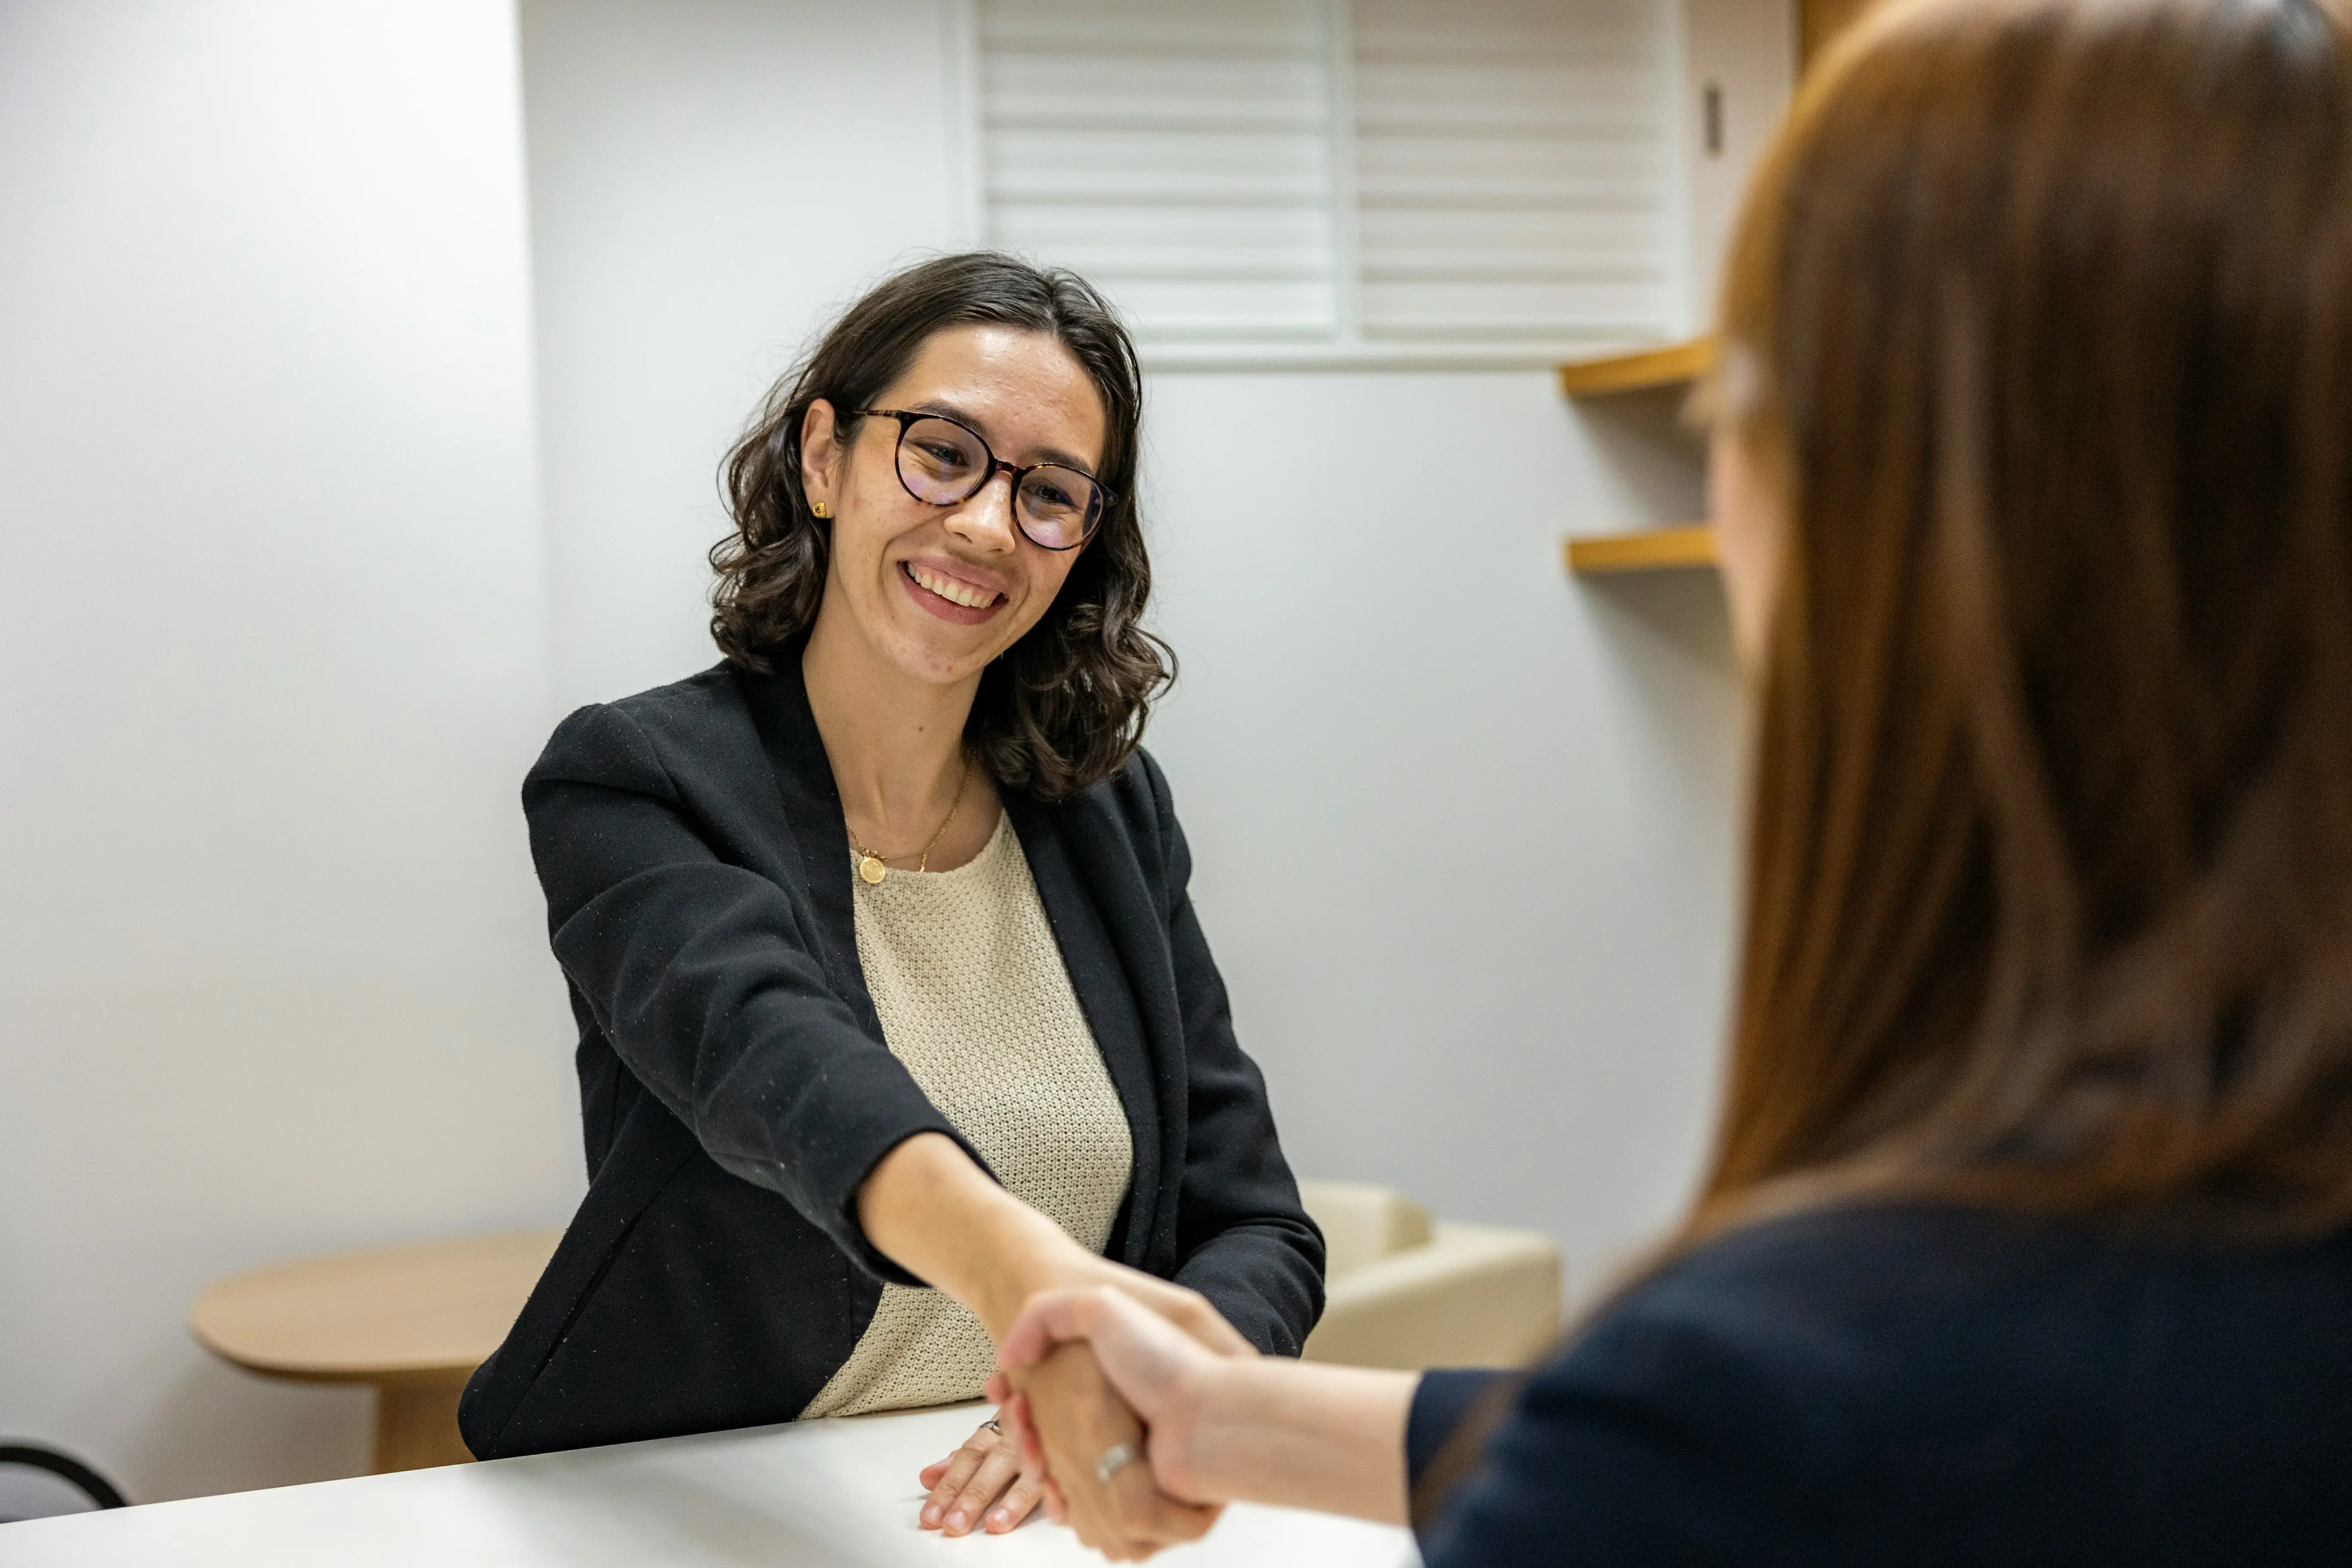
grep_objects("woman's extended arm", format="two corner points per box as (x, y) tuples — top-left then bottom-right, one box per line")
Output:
(995, 1286), (1418, 1525)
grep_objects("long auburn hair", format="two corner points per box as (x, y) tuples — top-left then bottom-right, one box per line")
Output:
(1702, 0), (2352, 1245)
(1411, 1), (2352, 1521)
(710, 252), (1171, 802)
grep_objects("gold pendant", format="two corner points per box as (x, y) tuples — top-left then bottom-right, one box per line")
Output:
(858, 854), (888, 885)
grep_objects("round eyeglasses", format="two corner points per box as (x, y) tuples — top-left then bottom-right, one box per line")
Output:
(858, 408), (1110, 551)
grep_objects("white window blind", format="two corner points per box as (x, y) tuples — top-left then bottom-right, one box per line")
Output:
(977, 0), (1343, 342)
(1352, 0), (1672, 343)
(974, 0), (1678, 361)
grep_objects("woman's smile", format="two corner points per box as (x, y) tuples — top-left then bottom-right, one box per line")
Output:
(900, 555), (1009, 623)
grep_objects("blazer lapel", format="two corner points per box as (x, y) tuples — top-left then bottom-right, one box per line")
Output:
(729, 655), (885, 1042)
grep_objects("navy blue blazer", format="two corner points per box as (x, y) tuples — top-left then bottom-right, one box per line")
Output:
(1408, 1204), (2352, 1565)
(459, 657), (1323, 1460)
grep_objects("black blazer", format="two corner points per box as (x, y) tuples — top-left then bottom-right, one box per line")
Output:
(459, 658), (1324, 1460)
(1405, 1204), (2352, 1565)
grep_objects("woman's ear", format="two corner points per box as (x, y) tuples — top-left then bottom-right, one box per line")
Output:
(801, 398), (841, 517)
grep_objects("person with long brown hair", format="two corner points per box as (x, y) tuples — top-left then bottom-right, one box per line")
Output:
(988, 1), (2352, 1560)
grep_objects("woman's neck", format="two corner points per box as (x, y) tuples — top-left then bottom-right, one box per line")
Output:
(801, 609), (979, 849)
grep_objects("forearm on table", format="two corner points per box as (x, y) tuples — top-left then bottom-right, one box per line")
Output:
(1183, 1358), (1417, 1525)
(856, 1131), (1081, 1336)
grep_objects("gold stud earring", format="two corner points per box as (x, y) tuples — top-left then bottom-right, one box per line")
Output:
(812, 501), (829, 518)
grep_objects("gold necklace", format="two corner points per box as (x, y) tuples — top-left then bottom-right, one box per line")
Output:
(847, 754), (971, 885)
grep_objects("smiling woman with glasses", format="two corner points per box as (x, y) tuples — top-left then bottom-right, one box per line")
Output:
(457, 253), (1324, 1558)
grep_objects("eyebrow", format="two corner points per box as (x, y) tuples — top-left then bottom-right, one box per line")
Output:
(906, 398), (1102, 478)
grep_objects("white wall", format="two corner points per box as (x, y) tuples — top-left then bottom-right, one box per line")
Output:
(521, 0), (1748, 1299)
(520, 0), (971, 709)
(1681, 0), (1800, 322)
(1142, 374), (1741, 1281)
(0, 0), (577, 1504)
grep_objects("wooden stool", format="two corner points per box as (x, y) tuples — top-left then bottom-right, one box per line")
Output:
(191, 1231), (560, 1473)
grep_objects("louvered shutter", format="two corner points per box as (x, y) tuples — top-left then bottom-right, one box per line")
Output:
(975, 0), (1677, 355)
(1351, 0), (1675, 345)
(979, 0), (1342, 342)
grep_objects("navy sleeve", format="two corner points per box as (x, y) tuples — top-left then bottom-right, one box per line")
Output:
(1416, 1305), (1847, 1567)
(524, 701), (981, 1287)
(1408, 1369), (1519, 1482)
(1412, 1208), (2352, 1566)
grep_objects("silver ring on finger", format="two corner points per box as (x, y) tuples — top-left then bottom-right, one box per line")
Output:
(982, 1418), (1002, 1433)
(1094, 1441), (1140, 1484)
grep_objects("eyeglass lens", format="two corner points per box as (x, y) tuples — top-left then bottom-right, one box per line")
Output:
(893, 415), (1103, 550)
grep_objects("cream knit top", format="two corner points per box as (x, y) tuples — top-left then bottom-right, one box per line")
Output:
(798, 810), (1134, 1420)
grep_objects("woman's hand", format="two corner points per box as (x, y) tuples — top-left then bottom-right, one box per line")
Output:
(916, 1415), (1044, 1536)
(977, 1258), (1254, 1556)
(1011, 1252), (1255, 1359)
(998, 1286), (1423, 1528)
(992, 1285), (1228, 1506)
(1004, 1341), (1220, 1561)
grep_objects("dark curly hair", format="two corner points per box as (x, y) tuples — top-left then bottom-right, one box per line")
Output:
(710, 252), (1173, 802)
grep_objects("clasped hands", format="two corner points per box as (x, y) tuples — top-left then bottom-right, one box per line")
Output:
(861, 1134), (1245, 1559)
(915, 1269), (1244, 1561)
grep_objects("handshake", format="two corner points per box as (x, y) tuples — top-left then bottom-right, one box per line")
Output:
(871, 1134), (1396, 1558)
(917, 1277), (1257, 1562)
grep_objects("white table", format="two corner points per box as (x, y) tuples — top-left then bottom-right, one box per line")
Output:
(0, 1403), (1418, 1567)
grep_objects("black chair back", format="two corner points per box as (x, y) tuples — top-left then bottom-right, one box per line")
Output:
(0, 1443), (129, 1522)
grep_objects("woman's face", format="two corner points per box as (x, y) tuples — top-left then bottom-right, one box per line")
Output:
(800, 324), (1108, 687)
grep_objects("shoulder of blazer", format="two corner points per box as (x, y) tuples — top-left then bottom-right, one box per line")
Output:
(528, 664), (764, 803)
(1037, 746), (1186, 920)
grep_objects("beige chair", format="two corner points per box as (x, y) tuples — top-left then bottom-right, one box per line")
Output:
(1297, 1180), (1563, 1370)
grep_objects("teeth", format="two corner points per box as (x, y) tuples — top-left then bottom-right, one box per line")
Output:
(908, 564), (998, 609)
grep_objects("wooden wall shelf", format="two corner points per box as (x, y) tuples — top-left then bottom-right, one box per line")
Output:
(1564, 524), (1717, 574)
(1556, 336), (1715, 397)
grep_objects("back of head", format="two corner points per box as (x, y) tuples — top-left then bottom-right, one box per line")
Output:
(1706, 0), (2352, 1238)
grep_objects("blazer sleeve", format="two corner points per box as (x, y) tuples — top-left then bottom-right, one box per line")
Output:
(1138, 753), (1328, 1356)
(525, 701), (977, 1287)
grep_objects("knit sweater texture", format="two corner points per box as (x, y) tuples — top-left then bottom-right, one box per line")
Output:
(799, 810), (1134, 1419)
